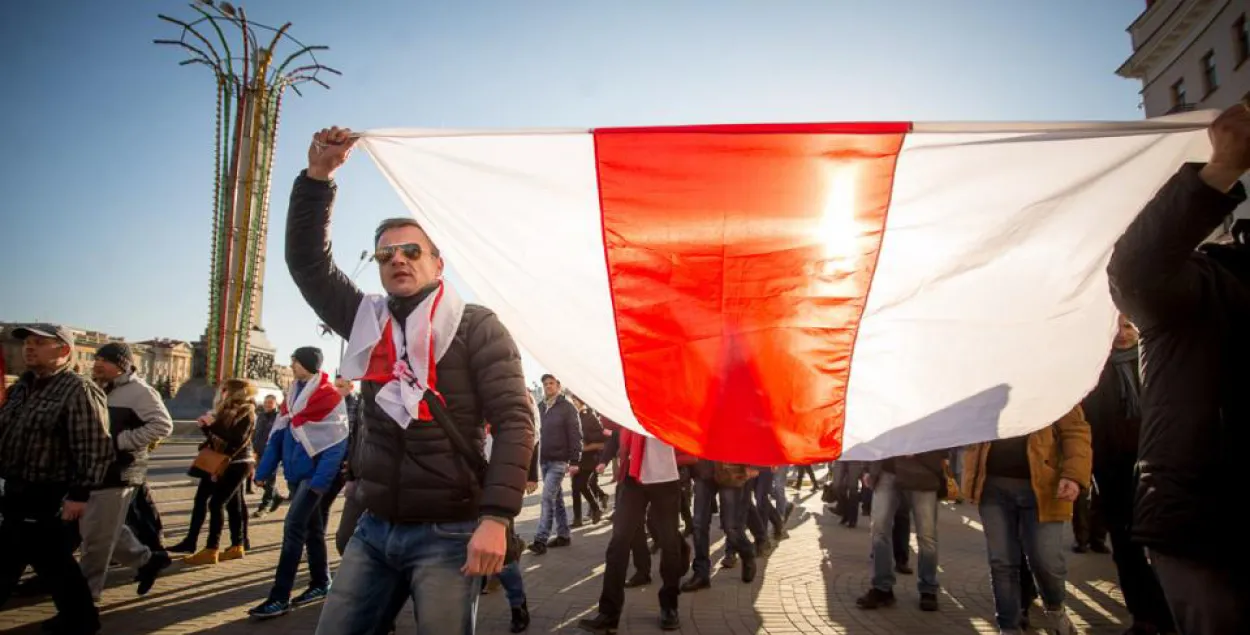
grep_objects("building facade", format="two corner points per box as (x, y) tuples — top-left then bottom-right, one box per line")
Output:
(1119, 0), (1250, 116)
(1, 324), (194, 395)
(1118, 0), (1250, 233)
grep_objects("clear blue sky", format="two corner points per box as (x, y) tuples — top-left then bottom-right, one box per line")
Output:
(0, 1), (1147, 381)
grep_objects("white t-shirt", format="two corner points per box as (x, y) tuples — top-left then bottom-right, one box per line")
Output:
(639, 436), (679, 485)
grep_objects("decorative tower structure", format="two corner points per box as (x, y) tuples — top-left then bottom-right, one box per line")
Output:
(156, 0), (337, 410)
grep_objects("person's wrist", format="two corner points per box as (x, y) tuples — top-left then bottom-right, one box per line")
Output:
(479, 515), (509, 529)
(1200, 162), (1246, 192)
(305, 166), (334, 182)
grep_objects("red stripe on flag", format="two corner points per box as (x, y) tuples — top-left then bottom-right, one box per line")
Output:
(593, 128), (906, 464)
(597, 122), (912, 135)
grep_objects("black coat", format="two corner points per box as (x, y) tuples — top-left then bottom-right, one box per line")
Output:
(1108, 163), (1250, 563)
(538, 395), (582, 464)
(286, 172), (535, 523)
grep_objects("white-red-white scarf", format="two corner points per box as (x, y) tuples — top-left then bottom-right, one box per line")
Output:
(340, 280), (466, 429)
(272, 371), (350, 457)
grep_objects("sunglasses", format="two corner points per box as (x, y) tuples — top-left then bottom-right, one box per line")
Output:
(373, 243), (424, 264)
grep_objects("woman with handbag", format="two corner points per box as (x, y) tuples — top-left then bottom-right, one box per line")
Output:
(181, 378), (258, 566)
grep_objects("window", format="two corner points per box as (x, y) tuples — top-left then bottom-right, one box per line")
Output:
(1171, 78), (1187, 108)
(1202, 51), (1219, 95)
(1235, 15), (1249, 66)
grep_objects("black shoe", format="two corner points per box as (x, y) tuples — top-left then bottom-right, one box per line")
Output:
(756, 541), (775, 557)
(919, 592), (939, 612)
(547, 536), (571, 548)
(720, 553), (738, 569)
(510, 603), (530, 633)
(741, 557), (757, 583)
(269, 495), (284, 513)
(527, 541), (548, 555)
(773, 529), (790, 541)
(291, 585), (330, 607)
(659, 608), (680, 631)
(578, 613), (619, 634)
(680, 575), (711, 592)
(591, 508), (602, 525)
(168, 539), (197, 554)
(1089, 540), (1111, 554)
(1072, 543), (1089, 554)
(135, 551), (172, 595)
(624, 574), (651, 588)
(856, 588), (896, 609)
(895, 563), (913, 575)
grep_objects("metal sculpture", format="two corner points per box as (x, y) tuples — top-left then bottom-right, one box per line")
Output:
(156, 0), (338, 385)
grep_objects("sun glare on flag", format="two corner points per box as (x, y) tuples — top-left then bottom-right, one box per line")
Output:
(816, 163), (860, 275)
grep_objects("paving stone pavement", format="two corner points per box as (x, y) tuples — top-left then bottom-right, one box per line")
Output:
(0, 479), (1130, 634)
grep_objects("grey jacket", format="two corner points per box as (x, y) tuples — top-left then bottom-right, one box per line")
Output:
(104, 372), (174, 486)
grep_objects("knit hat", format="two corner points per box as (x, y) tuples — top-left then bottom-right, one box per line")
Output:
(95, 342), (134, 373)
(291, 346), (324, 374)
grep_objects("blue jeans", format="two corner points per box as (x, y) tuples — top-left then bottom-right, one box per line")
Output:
(534, 461), (570, 542)
(314, 512), (479, 635)
(494, 560), (526, 609)
(754, 469), (783, 534)
(979, 476), (1067, 630)
(691, 478), (754, 578)
(772, 466), (790, 518)
(270, 480), (330, 602)
(870, 472), (939, 594)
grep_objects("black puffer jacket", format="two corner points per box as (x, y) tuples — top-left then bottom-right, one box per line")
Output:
(539, 395), (581, 463)
(286, 171), (535, 523)
(1108, 163), (1250, 564)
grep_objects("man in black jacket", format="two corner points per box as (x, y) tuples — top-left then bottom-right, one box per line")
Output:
(1107, 103), (1250, 635)
(286, 126), (535, 635)
(1081, 315), (1173, 634)
(528, 374), (582, 554)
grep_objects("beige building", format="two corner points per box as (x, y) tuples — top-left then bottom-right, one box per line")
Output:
(1119, 0), (1250, 234)
(1118, 0), (1250, 116)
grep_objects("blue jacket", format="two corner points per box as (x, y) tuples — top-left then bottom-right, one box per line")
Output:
(255, 426), (348, 492)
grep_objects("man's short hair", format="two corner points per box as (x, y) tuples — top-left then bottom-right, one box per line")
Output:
(374, 217), (441, 257)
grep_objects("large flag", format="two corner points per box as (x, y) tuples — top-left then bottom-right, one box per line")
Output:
(357, 112), (1214, 464)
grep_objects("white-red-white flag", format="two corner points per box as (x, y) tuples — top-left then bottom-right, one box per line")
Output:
(357, 112), (1214, 464)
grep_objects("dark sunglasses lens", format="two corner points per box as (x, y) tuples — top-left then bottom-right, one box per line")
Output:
(372, 243), (422, 264)
(399, 244), (422, 260)
(372, 248), (395, 263)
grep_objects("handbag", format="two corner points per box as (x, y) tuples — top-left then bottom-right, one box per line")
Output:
(188, 446), (231, 479)
(422, 391), (525, 566)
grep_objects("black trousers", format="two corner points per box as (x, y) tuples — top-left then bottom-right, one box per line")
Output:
(1151, 549), (1248, 635)
(126, 481), (166, 551)
(573, 450), (602, 522)
(0, 483), (99, 630)
(726, 476), (769, 556)
(1095, 463), (1173, 629)
(599, 478), (683, 616)
(187, 464), (250, 549)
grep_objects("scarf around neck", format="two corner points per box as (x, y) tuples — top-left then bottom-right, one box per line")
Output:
(340, 279), (466, 428)
(1109, 345), (1141, 421)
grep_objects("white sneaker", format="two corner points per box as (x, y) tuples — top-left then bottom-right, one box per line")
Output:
(1044, 607), (1079, 635)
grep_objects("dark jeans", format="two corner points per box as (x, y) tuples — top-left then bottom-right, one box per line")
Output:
(0, 483), (99, 631)
(598, 478), (683, 616)
(726, 477), (768, 556)
(127, 481), (166, 551)
(257, 480), (279, 510)
(754, 469), (784, 535)
(572, 450), (602, 522)
(1072, 486), (1106, 547)
(979, 476), (1067, 630)
(1095, 462), (1173, 630)
(692, 478), (754, 578)
(319, 471), (347, 528)
(1150, 549), (1249, 635)
(269, 480), (330, 602)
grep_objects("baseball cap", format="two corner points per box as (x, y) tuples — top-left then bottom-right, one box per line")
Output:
(10, 323), (75, 347)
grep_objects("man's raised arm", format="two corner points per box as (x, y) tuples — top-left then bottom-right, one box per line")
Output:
(285, 127), (365, 338)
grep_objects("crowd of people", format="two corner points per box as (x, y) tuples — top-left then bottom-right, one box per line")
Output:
(3, 103), (1250, 635)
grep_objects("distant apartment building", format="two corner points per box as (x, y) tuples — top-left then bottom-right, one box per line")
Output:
(1118, 0), (1250, 233)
